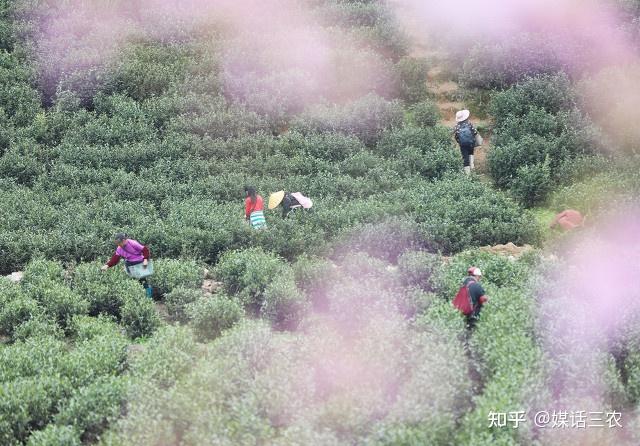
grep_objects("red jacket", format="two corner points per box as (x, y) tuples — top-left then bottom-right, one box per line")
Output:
(245, 195), (264, 219)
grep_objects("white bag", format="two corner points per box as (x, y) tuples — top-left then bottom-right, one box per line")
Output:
(475, 133), (483, 147)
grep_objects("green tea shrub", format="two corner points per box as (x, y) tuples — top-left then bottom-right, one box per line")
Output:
(490, 73), (575, 122)
(415, 175), (540, 254)
(186, 294), (244, 341)
(27, 280), (89, 330)
(292, 254), (334, 291)
(0, 281), (41, 336)
(0, 336), (67, 382)
(510, 159), (553, 207)
(120, 293), (161, 339)
(397, 250), (443, 291)
(54, 375), (129, 443)
(26, 424), (81, 446)
(0, 376), (72, 445)
(104, 41), (191, 101)
(72, 262), (138, 318)
(214, 247), (287, 310)
(148, 258), (204, 295)
(409, 100), (440, 127)
(393, 56), (429, 103)
(68, 314), (121, 342)
(261, 276), (309, 330)
(376, 124), (451, 157)
(460, 34), (576, 89)
(332, 217), (424, 263)
(168, 94), (269, 139)
(128, 325), (199, 389)
(12, 315), (63, 341)
(292, 94), (403, 146)
(164, 286), (203, 323)
(62, 331), (128, 388)
(22, 258), (66, 287)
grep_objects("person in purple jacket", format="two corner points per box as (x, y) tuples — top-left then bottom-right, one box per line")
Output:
(101, 233), (153, 298)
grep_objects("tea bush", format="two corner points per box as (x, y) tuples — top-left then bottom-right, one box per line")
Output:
(414, 175), (541, 253)
(292, 94), (404, 146)
(186, 293), (244, 342)
(460, 33), (583, 89)
(12, 315), (63, 341)
(25, 425), (81, 446)
(487, 74), (604, 205)
(164, 286), (203, 323)
(393, 56), (429, 103)
(54, 375), (129, 443)
(214, 247), (287, 311)
(409, 99), (440, 127)
(26, 280), (89, 330)
(261, 276), (309, 330)
(120, 293), (161, 339)
(0, 282), (41, 336)
(397, 250), (443, 291)
(148, 258), (204, 295)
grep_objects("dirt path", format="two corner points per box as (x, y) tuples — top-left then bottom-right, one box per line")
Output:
(390, 0), (492, 172)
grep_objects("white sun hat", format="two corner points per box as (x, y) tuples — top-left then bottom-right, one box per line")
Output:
(471, 267), (483, 276)
(455, 109), (470, 122)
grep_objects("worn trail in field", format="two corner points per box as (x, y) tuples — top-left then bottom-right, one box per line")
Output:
(391, 0), (492, 172)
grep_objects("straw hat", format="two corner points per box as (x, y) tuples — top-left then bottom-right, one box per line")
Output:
(455, 110), (470, 122)
(268, 190), (285, 209)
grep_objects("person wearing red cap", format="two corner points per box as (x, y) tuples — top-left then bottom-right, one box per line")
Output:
(463, 267), (489, 328)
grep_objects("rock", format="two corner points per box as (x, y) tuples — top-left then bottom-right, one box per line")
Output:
(6, 271), (23, 283)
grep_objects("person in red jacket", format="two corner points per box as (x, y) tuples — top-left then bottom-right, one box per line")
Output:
(101, 233), (153, 298)
(245, 186), (267, 229)
(463, 267), (489, 328)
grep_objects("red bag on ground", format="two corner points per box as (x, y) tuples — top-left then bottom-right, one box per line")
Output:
(453, 282), (474, 315)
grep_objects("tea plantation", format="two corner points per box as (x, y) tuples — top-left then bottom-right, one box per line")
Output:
(0, 0), (639, 444)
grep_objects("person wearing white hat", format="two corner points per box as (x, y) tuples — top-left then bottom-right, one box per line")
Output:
(453, 109), (480, 174)
(462, 266), (488, 328)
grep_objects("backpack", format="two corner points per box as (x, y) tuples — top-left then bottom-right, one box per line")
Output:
(457, 123), (475, 147)
(453, 280), (476, 315)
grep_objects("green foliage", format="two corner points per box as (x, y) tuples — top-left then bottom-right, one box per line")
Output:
(0, 281), (41, 336)
(460, 34), (583, 89)
(409, 100), (440, 127)
(261, 276), (309, 330)
(26, 425), (81, 446)
(510, 158), (553, 207)
(292, 94), (404, 146)
(120, 292), (161, 339)
(397, 250), (443, 291)
(164, 286), (203, 323)
(12, 315), (63, 341)
(54, 375), (129, 443)
(487, 74), (603, 205)
(22, 258), (66, 287)
(214, 247), (287, 311)
(393, 57), (429, 103)
(148, 258), (204, 295)
(0, 376), (72, 445)
(26, 279), (89, 330)
(71, 262), (137, 318)
(414, 175), (540, 254)
(186, 293), (244, 341)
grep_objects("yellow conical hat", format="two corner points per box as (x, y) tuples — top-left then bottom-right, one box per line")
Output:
(268, 190), (285, 209)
